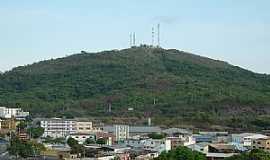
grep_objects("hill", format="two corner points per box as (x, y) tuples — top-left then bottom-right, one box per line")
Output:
(1, 46), (270, 130)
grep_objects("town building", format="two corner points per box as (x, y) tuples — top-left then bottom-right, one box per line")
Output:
(252, 137), (270, 152)
(76, 121), (93, 133)
(115, 125), (129, 141)
(207, 144), (239, 160)
(0, 117), (17, 130)
(40, 118), (77, 138)
(124, 138), (171, 153)
(231, 133), (268, 150)
(0, 106), (29, 119)
(103, 125), (161, 137)
(95, 132), (116, 146)
(187, 142), (209, 154)
(162, 128), (192, 137)
(167, 135), (195, 149)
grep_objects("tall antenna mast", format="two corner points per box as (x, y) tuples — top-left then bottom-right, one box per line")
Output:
(157, 23), (160, 47)
(133, 32), (136, 46)
(152, 27), (155, 47)
(129, 33), (132, 47)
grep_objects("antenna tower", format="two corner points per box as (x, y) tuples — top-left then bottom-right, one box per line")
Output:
(152, 27), (155, 47)
(133, 32), (136, 46)
(157, 23), (160, 47)
(129, 33), (132, 47)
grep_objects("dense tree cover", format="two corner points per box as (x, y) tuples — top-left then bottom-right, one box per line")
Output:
(17, 121), (27, 130)
(148, 133), (166, 139)
(84, 138), (96, 144)
(27, 127), (44, 139)
(155, 146), (206, 160)
(67, 137), (84, 154)
(8, 136), (45, 158)
(225, 149), (270, 160)
(1, 47), (270, 129)
(96, 138), (106, 145)
(43, 137), (66, 144)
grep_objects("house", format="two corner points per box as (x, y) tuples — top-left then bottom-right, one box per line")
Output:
(0, 106), (29, 120)
(187, 142), (209, 154)
(231, 133), (268, 150)
(162, 128), (192, 137)
(17, 130), (29, 141)
(124, 138), (171, 153)
(101, 145), (131, 154)
(167, 135), (195, 149)
(40, 118), (77, 138)
(252, 137), (270, 152)
(193, 134), (213, 143)
(83, 145), (130, 160)
(135, 151), (159, 160)
(207, 144), (239, 160)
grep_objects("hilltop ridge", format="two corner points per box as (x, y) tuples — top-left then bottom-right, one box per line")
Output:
(1, 46), (270, 130)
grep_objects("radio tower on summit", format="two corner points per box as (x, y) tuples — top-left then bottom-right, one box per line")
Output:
(157, 23), (160, 47)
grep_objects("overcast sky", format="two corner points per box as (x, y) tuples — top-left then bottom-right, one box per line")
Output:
(0, 0), (269, 73)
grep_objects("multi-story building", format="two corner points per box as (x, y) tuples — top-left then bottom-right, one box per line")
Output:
(76, 121), (93, 133)
(115, 125), (129, 141)
(0, 107), (29, 119)
(0, 117), (17, 130)
(252, 137), (270, 152)
(40, 118), (77, 138)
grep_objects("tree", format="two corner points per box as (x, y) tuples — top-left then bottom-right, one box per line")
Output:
(27, 127), (44, 139)
(17, 121), (27, 130)
(225, 149), (270, 160)
(67, 137), (78, 148)
(8, 136), (44, 158)
(154, 147), (206, 160)
(148, 133), (165, 139)
(84, 138), (95, 144)
(96, 138), (106, 145)
(67, 137), (83, 155)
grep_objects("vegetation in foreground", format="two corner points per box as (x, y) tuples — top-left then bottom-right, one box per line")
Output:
(154, 147), (206, 160)
(155, 147), (270, 160)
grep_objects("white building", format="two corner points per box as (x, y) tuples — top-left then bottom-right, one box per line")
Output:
(0, 107), (29, 119)
(40, 118), (77, 138)
(231, 133), (268, 149)
(115, 125), (129, 141)
(76, 121), (93, 133)
(124, 138), (171, 153)
(187, 142), (209, 154)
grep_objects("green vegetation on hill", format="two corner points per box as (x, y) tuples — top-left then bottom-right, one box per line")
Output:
(0, 46), (270, 129)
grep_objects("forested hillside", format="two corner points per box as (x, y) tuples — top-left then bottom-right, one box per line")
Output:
(1, 46), (270, 130)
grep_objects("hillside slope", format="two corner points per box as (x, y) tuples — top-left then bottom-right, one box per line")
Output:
(1, 46), (270, 129)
